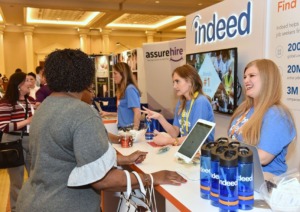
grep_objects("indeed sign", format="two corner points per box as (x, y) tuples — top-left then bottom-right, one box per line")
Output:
(192, 1), (252, 45)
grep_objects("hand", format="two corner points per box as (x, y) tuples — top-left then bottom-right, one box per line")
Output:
(100, 111), (109, 117)
(141, 106), (161, 120)
(127, 150), (148, 164)
(151, 170), (187, 186)
(152, 132), (172, 146)
(26, 116), (33, 125)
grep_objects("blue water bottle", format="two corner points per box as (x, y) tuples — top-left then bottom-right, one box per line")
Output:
(145, 118), (154, 140)
(200, 142), (218, 199)
(219, 150), (239, 212)
(210, 145), (228, 207)
(216, 137), (229, 146)
(238, 146), (254, 210)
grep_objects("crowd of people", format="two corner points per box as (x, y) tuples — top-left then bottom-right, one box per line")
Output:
(0, 48), (296, 211)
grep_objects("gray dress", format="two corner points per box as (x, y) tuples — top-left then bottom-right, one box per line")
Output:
(16, 96), (116, 212)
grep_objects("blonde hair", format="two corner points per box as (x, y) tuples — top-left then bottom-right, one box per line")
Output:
(172, 64), (207, 114)
(229, 59), (295, 145)
(113, 62), (141, 99)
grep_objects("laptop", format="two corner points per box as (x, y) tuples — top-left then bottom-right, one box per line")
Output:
(240, 143), (265, 192)
(174, 119), (215, 164)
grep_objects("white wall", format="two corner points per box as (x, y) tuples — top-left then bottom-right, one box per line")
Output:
(186, 0), (268, 139)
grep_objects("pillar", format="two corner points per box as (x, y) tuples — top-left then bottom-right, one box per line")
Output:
(23, 26), (35, 73)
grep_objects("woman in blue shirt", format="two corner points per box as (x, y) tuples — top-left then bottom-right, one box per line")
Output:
(228, 59), (296, 176)
(143, 64), (215, 146)
(101, 62), (141, 131)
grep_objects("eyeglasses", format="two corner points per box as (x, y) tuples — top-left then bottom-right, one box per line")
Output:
(86, 88), (95, 94)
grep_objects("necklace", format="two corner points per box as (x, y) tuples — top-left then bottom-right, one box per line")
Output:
(230, 109), (250, 138)
(181, 92), (199, 133)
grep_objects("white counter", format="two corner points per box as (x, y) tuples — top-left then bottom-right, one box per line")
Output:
(113, 140), (272, 212)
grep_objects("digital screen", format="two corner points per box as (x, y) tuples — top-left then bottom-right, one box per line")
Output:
(177, 122), (213, 159)
(186, 48), (240, 114)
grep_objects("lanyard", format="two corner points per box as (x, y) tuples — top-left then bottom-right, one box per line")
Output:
(17, 99), (34, 133)
(181, 92), (199, 133)
(230, 109), (250, 138)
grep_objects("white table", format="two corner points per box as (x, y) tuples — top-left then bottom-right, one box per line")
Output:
(112, 140), (272, 212)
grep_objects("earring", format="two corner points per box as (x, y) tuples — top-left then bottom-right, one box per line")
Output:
(18, 87), (20, 90)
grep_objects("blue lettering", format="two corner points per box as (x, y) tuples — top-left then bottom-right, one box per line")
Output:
(192, 1), (252, 44)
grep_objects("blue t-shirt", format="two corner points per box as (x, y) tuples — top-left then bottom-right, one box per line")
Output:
(173, 95), (215, 141)
(228, 106), (296, 175)
(117, 84), (140, 128)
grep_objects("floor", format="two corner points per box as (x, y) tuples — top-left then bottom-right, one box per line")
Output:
(0, 169), (10, 212)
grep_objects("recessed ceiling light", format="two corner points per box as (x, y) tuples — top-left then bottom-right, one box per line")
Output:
(198, 3), (203, 6)
(155, 1), (160, 4)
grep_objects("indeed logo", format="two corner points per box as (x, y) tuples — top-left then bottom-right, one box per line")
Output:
(192, 1), (252, 44)
(211, 173), (219, 180)
(238, 175), (253, 182)
(145, 47), (183, 62)
(201, 167), (210, 174)
(219, 179), (238, 187)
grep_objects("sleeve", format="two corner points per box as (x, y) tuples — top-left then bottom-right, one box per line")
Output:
(126, 85), (140, 109)
(258, 108), (296, 155)
(67, 115), (117, 187)
(0, 102), (14, 132)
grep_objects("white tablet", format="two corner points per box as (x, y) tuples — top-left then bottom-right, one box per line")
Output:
(174, 119), (215, 163)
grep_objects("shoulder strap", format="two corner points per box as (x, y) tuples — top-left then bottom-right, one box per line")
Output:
(123, 170), (132, 199)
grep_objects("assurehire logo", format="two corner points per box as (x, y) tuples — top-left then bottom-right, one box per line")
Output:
(145, 47), (184, 62)
(192, 1), (252, 45)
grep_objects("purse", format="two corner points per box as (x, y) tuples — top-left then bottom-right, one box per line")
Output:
(0, 97), (28, 169)
(117, 170), (157, 212)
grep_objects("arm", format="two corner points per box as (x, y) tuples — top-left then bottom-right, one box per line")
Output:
(152, 133), (185, 146)
(100, 111), (117, 117)
(142, 107), (179, 137)
(132, 107), (141, 130)
(257, 149), (275, 165)
(91, 168), (187, 192)
(117, 151), (148, 165)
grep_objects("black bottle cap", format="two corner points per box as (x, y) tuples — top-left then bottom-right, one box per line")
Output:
(238, 146), (253, 163)
(211, 145), (229, 161)
(201, 142), (218, 156)
(228, 141), (240, 149)
(216, 137), (229, 145)
(219, 150), (238, 167)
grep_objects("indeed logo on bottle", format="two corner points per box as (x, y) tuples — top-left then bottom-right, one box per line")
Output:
(219, 179), (238, 186)
(211, 173), (219, 180)
(192, 1), (252, 45)
(238, 175), (253, 182)
(200, 167), (210, 173)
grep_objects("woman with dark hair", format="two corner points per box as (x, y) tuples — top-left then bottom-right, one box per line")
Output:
(27, 72), (40, 100)
(142, 64), (215, 146)
(0, 72), (35, 212)
(228, 59), (296, 175)
(101, 62), (141, 130)
(16, 49), (186, 212)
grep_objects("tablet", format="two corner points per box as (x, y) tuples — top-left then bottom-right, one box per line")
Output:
(174, 119), (215, 163)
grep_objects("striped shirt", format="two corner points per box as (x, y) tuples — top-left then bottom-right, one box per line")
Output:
(0, 97), (35, 133)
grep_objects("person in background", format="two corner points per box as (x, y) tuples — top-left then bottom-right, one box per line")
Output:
(35, 66), (44, 87)
(35, 72), (52, 107)
(228, 59), (296, 176)
(142, 64), (215, 146)
(100, 62), (141, 131)
(0, 73), (4, 98)
(16, 49), (186, 212)
(27, 72), (40, 100)
(0, 72), (35, 212)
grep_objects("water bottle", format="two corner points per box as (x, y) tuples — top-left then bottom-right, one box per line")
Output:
(210, 145), (229, 207)
(216, 137), (229, 146)
(200, 142), (218, 199)
(219, 150), (239, 212)
(145, 118), (154, 140)
(238, 146), (254, 210)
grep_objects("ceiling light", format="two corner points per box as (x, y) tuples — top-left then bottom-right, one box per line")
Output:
(26, 7), (100, 26)
(155, 1), (160, 3)
(108, 16), (183, 29)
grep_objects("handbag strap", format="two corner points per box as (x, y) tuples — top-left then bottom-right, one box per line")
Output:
(132, 171), (146, 195)
(20, 95), (29, 139)
(123, 170), (131, 199)
(148, 174), (157, 212)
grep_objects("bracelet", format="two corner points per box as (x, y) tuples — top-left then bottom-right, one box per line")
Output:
(173, 137), (179, 146)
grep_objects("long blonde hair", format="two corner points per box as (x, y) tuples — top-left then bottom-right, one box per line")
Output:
(229, 59), (295, 145)
(172, 64), (206, 114)
(113, 62), (141, 99)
